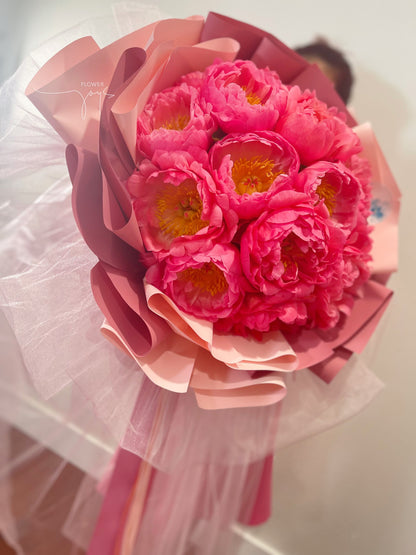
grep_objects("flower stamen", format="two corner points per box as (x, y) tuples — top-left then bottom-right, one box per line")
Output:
(179, 262), (228, 297)
(241, 85), (262, 105)
(281, 234), (303, 279)
(159, 113), (190, 130)
(232, 156), (282, 195)
(156, 180), (208, 238)
(316, 179), (337, 215)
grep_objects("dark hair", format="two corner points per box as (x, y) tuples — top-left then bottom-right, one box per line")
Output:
(295, 39), (354, 103)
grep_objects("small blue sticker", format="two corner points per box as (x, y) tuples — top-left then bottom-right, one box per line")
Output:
(370, 198), (386, 221)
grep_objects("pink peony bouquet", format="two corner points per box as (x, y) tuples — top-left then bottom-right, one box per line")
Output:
(129, 59), (371, 339)
(26, 12), (399, 411)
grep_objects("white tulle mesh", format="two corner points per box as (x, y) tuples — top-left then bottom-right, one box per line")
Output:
(0, 5), (385, 554)
(0, 174), (384, 553)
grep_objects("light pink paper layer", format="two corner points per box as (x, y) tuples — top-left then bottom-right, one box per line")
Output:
(355, 123), (401, 277)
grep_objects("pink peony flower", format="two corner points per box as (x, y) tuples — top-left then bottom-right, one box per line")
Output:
(299, 159), (373, 297)
(146, 244), (246, 321)
(177, 70), (205, 89)
(297, 159), (372, 295)
(275, 86), (361, 165)
(200, 59), (288, 133)
(344, 154), (373, 225)
(240, 190), (347, 329)
(342, 218), (373, 295)
(128, 156), (237, 257)
(210, 131), (300, 219)
(215, 293), (309, 335)
(297, 161), (364, 230)
(137, 82), (216, 158)
(345, 154), (372, 193)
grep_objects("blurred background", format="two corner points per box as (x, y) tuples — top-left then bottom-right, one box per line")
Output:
(0, 1), (415, 554)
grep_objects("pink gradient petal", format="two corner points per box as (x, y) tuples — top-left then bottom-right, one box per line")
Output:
(200, 59), (288, 133)
(210, 130), (299, 219)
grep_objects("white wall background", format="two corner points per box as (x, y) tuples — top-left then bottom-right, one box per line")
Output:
(2, 1), (415, 554)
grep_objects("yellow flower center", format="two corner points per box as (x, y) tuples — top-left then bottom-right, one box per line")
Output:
(179, 262), (228, 297)
(241, 85), (262, 105)
(281, 233), (304, 273)
(316, 179), (337, 215)
(159, 113), (190, 130)
(232, 156), (281, 195)
(246, 92), (262, 105)
(156, 180), (208, 238)
(241, 84), (263, 105)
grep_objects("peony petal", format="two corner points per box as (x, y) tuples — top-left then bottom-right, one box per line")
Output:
(290, 64), (356, 127)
